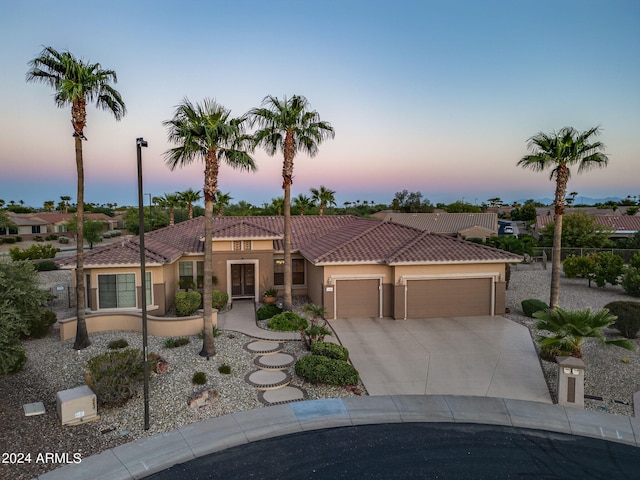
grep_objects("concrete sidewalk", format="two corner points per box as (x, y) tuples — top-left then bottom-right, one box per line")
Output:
(217, 300), (299, 341)
(329, 315), (552, 403)
(37, 395), (640, 479)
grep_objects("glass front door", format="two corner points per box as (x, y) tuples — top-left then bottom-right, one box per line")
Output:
(231, 263), (255, 297)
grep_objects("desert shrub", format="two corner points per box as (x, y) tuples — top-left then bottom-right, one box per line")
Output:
(45, 234), (58, 241)
(310, 341), (349, 361)
(0, 344), (27, 374)
(58, 236), (70, 244)
(197, 325), (223, 339)
(9, 244), (60, 261)
(267, 312), (308, 331)
(2, 237), (17, 244)
(211, 290), (229, 310)
(521, 299), (549, 318)
(218, 364), (231, 374)
(304, 325), (332, 345)
(192, 371), (207, 385)
(34, 260), (58, 271)
(86, 349), (148, 406)
(295, 355), (359, 386)
(27, 310), (57, 339)
(164, 337), (190, 348)
(621, 254), (640, 297)
(33, 235), (44, 242)
(257, 304), (283, 320)
(604, 301), (640, 339)
(563, 255), (594, 279)
(108, 338), (129, 349)
(175, 291), (202, 317)
(538, 344), (567, 362)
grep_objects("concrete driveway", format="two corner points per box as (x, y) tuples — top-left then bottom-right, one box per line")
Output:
(328, 315), (552, 403)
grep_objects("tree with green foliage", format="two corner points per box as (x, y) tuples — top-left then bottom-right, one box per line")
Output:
(0, 210), (16, 230)
(250, 95), (334, 310)
(310, 186), (336, 216)
(392, 190), (434, 213)
(485, 236), (537, 256)
(510, 202), (537, 222)
(445, 200), (481, 213)
(518, 127), (609, 309)
(180, 188), (202, 220)
(621, 252), (640, 297)
(213, 191), (232, 217)
(164, 98), (256, 357)
(65, 217), (105, 249)
(0, 260), (49, 373)
(27, 46), (126, 350)
(293, 194), (314, 216)
(540, 211), (613, 248)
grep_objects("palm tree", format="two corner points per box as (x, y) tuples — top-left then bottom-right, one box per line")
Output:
(164, 98), (256, 357)
(293, 194), (313, 216)
(214, 191), (232, 217)
(27, 46), (126, 350)
(517, 126), (608, 309)
(310, 185), (336, 215)
(269, 197), (284, 216)
(533, 307), (634, 358)
(59, 195), (72, 213)
(180, 188), (202, 220)
(43, 200), (55, 212)
(249, 95), (334, 310)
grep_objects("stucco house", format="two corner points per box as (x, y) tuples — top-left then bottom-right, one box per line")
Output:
(58, 215), (521, 321)
(372, 212), (498, 241)
(1, 212), (116, 239)
(534, 214), (640, 240)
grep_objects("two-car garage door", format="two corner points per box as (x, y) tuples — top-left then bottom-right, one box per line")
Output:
(333, 277), (493, 319)
(405, 278), (493, 318)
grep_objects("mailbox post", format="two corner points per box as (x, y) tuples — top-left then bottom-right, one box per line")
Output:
(557, 356), (585, 408)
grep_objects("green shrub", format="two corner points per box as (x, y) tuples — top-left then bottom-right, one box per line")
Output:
(310, 341), (349, 361)
(0, 343), (27, 374)
(27, 310), (57, 338)
(58, 236), (70, 244)
(178, 278), (196, 291)
(218, 364), (231, 374)
(34, 260), (58, 271)
(45, 234), (58, 241)
(621, 265), (640, 297)
(521, 299), (549, 318)
(267, 312), (308, 331)
(257, 304), (283, 320)
(86, 349), (148, 406)
(175, 291), (202, 316)
(164, 337), (191, 348)
(2, 237), (17, 244)
(197, 325), (223, 340)
(305, 325), (332, 345)
(295, 355), (359, 386)
(192, 371), (207, 385)
(9, 244), (60, 261)
(33, 235), (44, 242)
(211, 290), (229, 310)
(108, 338), (129, 349)
(604, 301), (640, 339)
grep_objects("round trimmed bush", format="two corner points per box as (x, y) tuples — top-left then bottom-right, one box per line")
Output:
(108, 338), (129, 350)
(175, 291), (201, 317)
(257, 304), (283, 320)
(192, 371), (207, 385)
(310, 341), (349, 361)
(521, 299), (549, 318)
(295, 355), (359, 386)
(604, 301), (640, 339)
(267, 311), (307, 331)
(212, 290), (229, 310)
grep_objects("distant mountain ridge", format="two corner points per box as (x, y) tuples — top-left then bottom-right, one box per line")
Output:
(515, 196), (623, 206)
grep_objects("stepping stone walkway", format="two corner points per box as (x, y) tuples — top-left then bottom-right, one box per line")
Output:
(244, 340), (307, 406)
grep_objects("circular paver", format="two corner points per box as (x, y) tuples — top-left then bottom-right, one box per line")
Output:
(258, 386), (307, 405)
(254, 353), (296, 370)
(244, 341), (283, 354)
(245, 369), (291, 390)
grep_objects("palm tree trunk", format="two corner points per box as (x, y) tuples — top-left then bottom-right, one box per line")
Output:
(73, 133), (90, 349)
(282, 133), (295, 311)
(200, 153), (218, 357)
(550, 214), (562, 309)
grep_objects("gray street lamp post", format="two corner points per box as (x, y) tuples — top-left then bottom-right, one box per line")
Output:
(136, 137), (150, 430)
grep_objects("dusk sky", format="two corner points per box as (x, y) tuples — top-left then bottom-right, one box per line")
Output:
(1, 0), (638, 210)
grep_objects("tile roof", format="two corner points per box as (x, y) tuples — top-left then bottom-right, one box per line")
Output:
(380, 212), (498, 234)
(60, 215), (521, 269)
(536, 215), (640, 232)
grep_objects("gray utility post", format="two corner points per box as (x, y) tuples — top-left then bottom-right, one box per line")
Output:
(556, 356), (585, 408)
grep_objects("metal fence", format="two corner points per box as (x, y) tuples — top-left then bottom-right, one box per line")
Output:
(532, 247), (639, 263)
(48, 282), (74, 310)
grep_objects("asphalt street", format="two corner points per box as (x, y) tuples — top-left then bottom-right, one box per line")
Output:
(147, 423), (640, 479)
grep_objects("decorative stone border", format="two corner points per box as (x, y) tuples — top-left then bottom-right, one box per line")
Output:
(244, 369), (291, 390)
(253, 353), (296, 370)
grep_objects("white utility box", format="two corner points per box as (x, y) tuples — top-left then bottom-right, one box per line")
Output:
(56, 385), (99, 425)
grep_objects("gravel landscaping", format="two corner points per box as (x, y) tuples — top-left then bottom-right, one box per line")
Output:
(1, 265), (638, 479)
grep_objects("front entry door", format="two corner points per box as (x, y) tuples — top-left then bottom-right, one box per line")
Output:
(231, 264), (255, 297)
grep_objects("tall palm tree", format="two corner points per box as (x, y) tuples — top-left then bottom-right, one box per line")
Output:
(293, 194), (313, 216)
(269, 197), (284, 216)
(180, 188), (202, 219)
(59, 195), (72, 214)
(249, 95), (334, 310)
(27, 46), (126, 350)
(214, 191), (232, 217)
(164, 192), (181, 225)
(164, 98), (256, 357)
(310, 185), (336, 216)
(518, 126), (608, 308)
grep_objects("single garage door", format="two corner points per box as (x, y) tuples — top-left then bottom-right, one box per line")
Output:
(406, 278), (492, 318)
(336, 279), (380, 318)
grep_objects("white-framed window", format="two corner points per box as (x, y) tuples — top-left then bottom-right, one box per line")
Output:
(274, 258), (305, 286)
(98, 272), (151, 309)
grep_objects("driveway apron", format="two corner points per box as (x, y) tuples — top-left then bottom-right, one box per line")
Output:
(329, 315), (552, 403)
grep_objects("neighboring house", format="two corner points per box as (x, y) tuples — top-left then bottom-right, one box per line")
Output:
(1, 212), (116, 239)
(57, 216), (521, 321)
(534, 215), (640, 239)
(375, 212), (498, 241)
